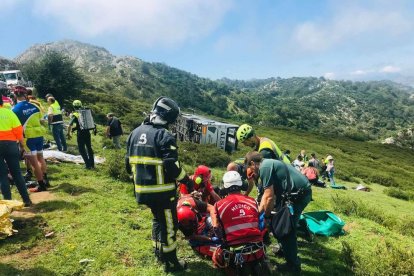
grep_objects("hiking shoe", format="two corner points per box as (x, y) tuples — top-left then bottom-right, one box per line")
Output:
(29, 186), (47, 193)
(164, 260), (187, 273)
(24, 200), (33, 207)
(25, 181), (38, 188)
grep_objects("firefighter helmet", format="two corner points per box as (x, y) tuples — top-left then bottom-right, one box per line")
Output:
(151, 96), (180, 124)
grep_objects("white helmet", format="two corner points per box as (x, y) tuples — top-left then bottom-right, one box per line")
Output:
(223, 171), (243, 189)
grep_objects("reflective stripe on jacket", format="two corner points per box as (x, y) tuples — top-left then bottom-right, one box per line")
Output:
(215, 194), (262, 246)
(0, 106), (23, 141)
(127, 123), (179, 205)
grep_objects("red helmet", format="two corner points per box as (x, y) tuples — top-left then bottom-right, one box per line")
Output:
(177, 206), (197, 235)
(194, 165), (211, 185)
(12, 85), (27, 96)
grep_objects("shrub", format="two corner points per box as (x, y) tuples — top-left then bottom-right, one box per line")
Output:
(369, 174), (397, 187)
(331, 194), (414, 237)
(178, 142), (231, 168)
(384, 187), (413, 201)
(103, 149), (131, 182)
(341, 239), (414, 275)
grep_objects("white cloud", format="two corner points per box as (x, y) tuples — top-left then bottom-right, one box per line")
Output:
(324, 72), (335, 79)
(351, 70), (369, 75)
(291, 4), (413, 52)
(32, 0), (233, 47)
(380, 65), (401, 73)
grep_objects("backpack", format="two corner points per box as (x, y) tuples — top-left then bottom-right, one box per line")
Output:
(78, 109), (95, 130)
(304, 167), (317, 180)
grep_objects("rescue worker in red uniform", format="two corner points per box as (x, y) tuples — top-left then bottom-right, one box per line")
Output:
(213, 171), (270, 275)
(126, 97), (194, 273)
(179, 165), (221, 204)
(176, 195), (220, 257)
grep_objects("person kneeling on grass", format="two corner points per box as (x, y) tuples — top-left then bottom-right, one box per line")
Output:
(177, 193), (221, 258)
(212, 171), (270, 276)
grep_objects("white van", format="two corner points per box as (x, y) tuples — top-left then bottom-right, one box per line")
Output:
(0, 70), (28, 86)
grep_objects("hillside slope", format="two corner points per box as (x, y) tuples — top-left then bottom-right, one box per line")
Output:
(0, 124), (413, 275)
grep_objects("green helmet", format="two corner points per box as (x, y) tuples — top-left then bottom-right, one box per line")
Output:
(73, 100), (82, 107)
(236, 124), (255, 142)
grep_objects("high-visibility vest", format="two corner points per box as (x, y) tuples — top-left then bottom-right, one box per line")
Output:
(258, 137), (291, 164)
(50, 101), (63, 123)
(215, 194), (262, 246)
(0, 106), (23, 141)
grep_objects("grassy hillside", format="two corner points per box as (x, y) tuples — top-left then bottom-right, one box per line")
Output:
(1, 120), (413, 275)
(14, 40), (414, 144)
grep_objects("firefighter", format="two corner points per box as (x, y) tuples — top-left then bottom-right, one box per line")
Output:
(212, 171), (270, 275)
(126, 96), (194, 273)
(176, 194), (220, 257)
(179, 165), (221, 204)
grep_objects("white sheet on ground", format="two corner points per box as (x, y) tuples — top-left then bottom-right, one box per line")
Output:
(43, 150), (105, 164)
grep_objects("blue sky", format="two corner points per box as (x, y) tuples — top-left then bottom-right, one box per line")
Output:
(2, 0), (414, 83)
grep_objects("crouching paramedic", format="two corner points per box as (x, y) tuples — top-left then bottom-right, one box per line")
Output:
(126, 97), (194, 273)
(179, 165), (221, 204)
(212, 171), (270, 275)
(177, 194), (220, 257)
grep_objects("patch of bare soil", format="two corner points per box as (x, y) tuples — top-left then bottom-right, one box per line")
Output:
(12, 191), (56, 218)
(0, 242), (54, 263)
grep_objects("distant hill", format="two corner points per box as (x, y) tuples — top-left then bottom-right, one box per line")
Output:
(9, 40), (414, 143)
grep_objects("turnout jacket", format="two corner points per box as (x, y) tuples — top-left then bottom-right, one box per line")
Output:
(126, 122), (187, 206)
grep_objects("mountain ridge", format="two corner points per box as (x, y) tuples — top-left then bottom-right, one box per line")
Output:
(4, 39), (414, 143)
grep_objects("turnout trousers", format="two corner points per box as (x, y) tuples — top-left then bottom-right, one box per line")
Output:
(149, 198), (178, 260)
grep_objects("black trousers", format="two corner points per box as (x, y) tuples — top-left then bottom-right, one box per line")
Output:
(77, 131), (94, 168)
(149, 198), (178, 257)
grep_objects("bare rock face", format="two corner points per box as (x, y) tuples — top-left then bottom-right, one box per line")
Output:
(14, 40), (143, 78)
(0, 56), (17, 70)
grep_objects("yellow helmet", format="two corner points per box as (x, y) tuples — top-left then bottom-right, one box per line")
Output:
(236, 124), (255, 142)
(72, 100), (82, 108)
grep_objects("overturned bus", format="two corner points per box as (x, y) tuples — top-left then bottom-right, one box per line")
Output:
(171, 113), (238, 153)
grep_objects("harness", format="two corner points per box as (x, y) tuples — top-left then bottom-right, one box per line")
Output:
(220, 242), (265, 267)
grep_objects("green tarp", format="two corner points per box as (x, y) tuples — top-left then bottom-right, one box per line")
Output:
(300, 210), (345, 236)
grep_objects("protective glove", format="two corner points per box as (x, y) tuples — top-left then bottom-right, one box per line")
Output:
(259, 212), (266, 231)
(93, 128), (97, 136)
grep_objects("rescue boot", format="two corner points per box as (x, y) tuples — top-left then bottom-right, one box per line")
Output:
(163, 251), (187, 273)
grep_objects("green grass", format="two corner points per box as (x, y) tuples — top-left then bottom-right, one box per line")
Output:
(1, 123), (414, 275)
